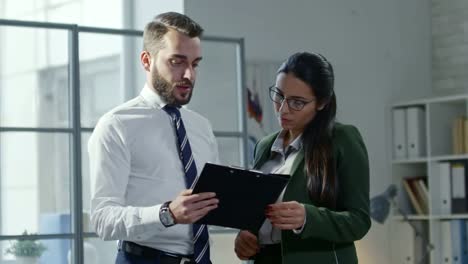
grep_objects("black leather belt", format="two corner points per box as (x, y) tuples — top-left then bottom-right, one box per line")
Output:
(120, 241), (195, 264)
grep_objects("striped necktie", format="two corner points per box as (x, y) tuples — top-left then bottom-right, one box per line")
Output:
(163, 105), (211, 264)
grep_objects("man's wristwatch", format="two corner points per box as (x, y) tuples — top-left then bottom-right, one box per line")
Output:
(159, 201), (176, 227)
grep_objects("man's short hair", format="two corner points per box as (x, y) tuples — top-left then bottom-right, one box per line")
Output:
(143, 12), (204, 55)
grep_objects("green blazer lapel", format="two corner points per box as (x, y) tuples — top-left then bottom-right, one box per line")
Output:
(252, 132), (279, 169)
(253, 152), (268, 170)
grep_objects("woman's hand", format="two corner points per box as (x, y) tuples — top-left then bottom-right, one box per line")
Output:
(234, 230), (259, 260)
(266, 201), (306, 230)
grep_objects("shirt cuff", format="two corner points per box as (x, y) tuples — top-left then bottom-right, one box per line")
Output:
(292, 213), (307, 234)
(140, 204), (166, 230)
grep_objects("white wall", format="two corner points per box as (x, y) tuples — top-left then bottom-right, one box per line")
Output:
(389, 0), (432, 102)
(431, 0), (468, 94)
(185, 0), (432, 263)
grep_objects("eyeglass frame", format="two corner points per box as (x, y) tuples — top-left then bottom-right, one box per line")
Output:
(268, 86), (315, 111)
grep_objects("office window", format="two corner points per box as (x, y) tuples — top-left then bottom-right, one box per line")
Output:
(190, 41), (240, 132)
(0, 0), (123, 29)
(1, 132), (72, 236)
(0, 1), (128, 261)
(0, 16), (246, 264)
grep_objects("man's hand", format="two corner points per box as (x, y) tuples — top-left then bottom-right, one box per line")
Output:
(169, 189), (218, 224)
(234, 230), (259, 260)
(266, 201), (305, 230)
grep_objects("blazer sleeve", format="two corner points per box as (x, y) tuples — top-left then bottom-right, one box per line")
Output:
(298, 125), (371, 242)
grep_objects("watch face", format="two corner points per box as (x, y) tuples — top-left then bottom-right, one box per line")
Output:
(160, 207), (175, 227)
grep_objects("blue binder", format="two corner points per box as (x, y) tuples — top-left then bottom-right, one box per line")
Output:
(451, 219), (468, 264)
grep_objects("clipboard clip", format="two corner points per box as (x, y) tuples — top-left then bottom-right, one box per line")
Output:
(229, 165), (263, 173)
(229, 165), (263, 178)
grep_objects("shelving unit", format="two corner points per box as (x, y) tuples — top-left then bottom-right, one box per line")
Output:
(390, 94), (468, 264)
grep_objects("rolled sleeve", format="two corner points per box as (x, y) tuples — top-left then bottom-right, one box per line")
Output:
(89, 115), (166, 241)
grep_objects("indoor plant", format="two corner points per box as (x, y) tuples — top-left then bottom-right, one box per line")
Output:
(5, 230), (46, 264)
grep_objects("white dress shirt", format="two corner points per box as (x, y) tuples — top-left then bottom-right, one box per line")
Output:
(258, 130), (305, 245)
(88, 85), (219, 255)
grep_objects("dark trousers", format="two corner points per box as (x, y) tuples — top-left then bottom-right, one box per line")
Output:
(254, 244), (282, 264)
(116, 250), (161, 264)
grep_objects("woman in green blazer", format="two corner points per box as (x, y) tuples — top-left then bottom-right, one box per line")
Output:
(234, 52), (370, 264)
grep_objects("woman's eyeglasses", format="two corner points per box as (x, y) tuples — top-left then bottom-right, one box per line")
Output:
(268, 86), (315, 111)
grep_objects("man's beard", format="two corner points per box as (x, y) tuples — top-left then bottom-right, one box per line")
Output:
(152, 71), (193, 106)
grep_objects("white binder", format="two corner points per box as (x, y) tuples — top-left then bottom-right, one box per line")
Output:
(440, 162), (452, 215)
(406, 107), (426, 158)
(392, 108), (407, 159)
(441, 221), (453, 263)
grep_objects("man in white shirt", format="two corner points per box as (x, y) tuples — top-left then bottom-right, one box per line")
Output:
(88, 12), (219, 264)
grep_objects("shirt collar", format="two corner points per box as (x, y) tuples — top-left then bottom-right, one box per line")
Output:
(270, 130), (303, 156)
(139, 84), (189, 111)
(140, 84), (167, 109)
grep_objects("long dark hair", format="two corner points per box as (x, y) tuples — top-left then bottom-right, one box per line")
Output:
(277, 52), (337, 208)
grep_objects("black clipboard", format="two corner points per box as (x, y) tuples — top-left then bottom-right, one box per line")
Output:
(192, 163), (290, 231)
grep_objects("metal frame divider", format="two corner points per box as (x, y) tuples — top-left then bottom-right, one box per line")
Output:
(69, 24), (84, 264)
(0, 11), (3, 256)
(0, 18), (247, 263)
(122, 0), (136, 101)
(237, 39), (248, 168)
